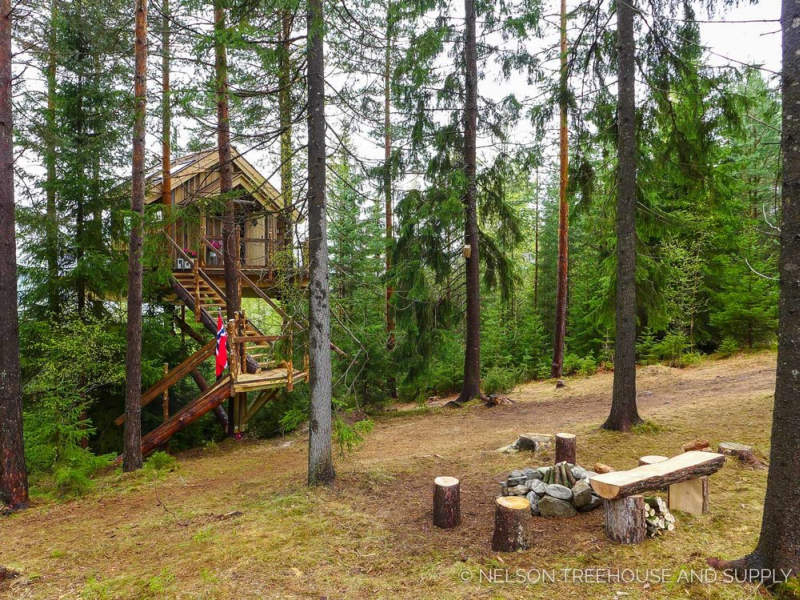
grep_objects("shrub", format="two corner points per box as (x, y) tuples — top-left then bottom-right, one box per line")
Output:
(651, 332), (691, 368)
(576, 355), (598, 376)
(563, 353), (581, 376)
(51, 447), (113, 498)
(144, 451), (177, 473)
(333, 416), (374, 455)
(717, 337), (739, 358)
(278, 406), (307, 435)
(482, 366), (517, 395)
(563, 354), (597, 377)
(54, 465), (94, 497)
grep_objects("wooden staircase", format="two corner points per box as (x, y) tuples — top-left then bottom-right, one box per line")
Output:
(116, 235), (309, 459)
(172, 269), (280, 373)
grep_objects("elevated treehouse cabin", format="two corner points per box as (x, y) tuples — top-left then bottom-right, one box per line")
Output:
(117, 148), (311, 457)
(149, 147), (307, 290)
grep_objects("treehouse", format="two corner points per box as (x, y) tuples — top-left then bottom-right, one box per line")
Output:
(145, 146), (308, 294)
(116, 148), (313, 458)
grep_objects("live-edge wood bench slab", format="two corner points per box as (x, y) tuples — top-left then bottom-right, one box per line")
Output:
(589, 451), (725, 500)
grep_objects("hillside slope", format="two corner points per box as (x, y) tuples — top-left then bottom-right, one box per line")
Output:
(0, 352), (778, 599)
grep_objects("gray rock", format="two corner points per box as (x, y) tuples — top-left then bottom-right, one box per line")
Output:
(578, 494), (603, 512)
(522, 467), (539, 481)
(538, 495), (577, 518)
(497, 444), (519, 454)
(545, 483), (573, 501)
(526, 492), (540, 516)
(528, 478), (548, 496)
(509, 484), (529, 496)
(516, 433), (553, 451)
(507, 470), (527, 487)
(583, 471), (598, 480)
(571, 479), (593, 508)
(536, 466), (550, 479)
(571, 466), (587, 480)
(499, 482), (508, 496)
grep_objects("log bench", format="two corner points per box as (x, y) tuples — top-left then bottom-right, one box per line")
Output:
(589, 451), (725, 543)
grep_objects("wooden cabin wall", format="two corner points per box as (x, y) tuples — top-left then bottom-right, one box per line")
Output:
(154, 163), (289, 269)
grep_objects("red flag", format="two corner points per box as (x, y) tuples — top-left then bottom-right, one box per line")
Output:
(215, 312), (228, 377)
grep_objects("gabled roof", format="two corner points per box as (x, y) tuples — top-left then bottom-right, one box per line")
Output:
(145, 146), (286, 214)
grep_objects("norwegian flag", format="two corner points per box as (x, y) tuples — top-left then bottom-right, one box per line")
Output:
(215, 311), (228, 378)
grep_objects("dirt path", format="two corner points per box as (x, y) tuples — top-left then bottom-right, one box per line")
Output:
(351, 352), (775, 465)
(0, 352), (777, 599)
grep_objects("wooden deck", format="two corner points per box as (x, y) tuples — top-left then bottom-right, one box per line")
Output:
(233, 368), (308, 393)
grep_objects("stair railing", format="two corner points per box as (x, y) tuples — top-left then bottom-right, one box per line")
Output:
(164, 232), (229, 318)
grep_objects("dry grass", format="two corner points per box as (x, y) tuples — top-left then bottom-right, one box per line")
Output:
(0, 351), (781, 599)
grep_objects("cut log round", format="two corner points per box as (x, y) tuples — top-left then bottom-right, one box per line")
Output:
(594, 462), (615, 474)
(718, 441), (752, 456)
(555, 432), (576, 465)
(604, 495), (646, 544)
(590, 451), (724, 500)
(682, 439), (711, 452)
(491, 496), (532, 551)
(639, 455), (668, 466)
(433, 476), (461, 529)
(717, 441), (765, 468)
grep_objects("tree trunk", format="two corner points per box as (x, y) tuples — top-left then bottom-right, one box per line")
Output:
(603, 0), (641, 432)
(491, 496), (532, 551)
(123, 0), (147, 473)
(161, 0), (172, 240)
(433, 476), (460, 529)
(551, 0), (569, 379)
(0, 0), (28, 509)
(45, 0), (59, 316)
(384, 0), (395, 351)
(457, 0), (482, 403)
(708, 2), (800, 580)
(306, 0), (334, 486)
(278, 8), (293, 261)
(214, 0), (239, 320)
(604, 495), (646, 544)
(533, 168), (539, 310)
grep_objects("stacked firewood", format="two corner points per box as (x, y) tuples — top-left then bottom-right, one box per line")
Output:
(644, 496), (675, 537)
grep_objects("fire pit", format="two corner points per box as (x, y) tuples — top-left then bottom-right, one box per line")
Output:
(500, 461), (603, 517)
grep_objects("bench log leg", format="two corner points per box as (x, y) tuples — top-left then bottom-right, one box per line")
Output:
(604, 495), (646, 544)
(668, 476), (708, 516)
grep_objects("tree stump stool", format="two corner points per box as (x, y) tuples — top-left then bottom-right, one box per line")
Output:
(491, 496), (532, 551)
(433, 476), (461, 529)
(604, 495), (646, 544)
(555, 432), (576, 465)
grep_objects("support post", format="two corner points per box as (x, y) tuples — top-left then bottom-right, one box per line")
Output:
(227, 320), (238, 379)
(433, 476), (461, 529)
(193, 259), (200, 322)
(668, 476), (709, 516)
(555, 432), (576, 465)
(604, 495), (646, 544)
(162, 362), (169, 421)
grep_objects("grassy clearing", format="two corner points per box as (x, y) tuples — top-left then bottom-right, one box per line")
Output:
(0, 352), (783, 599)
